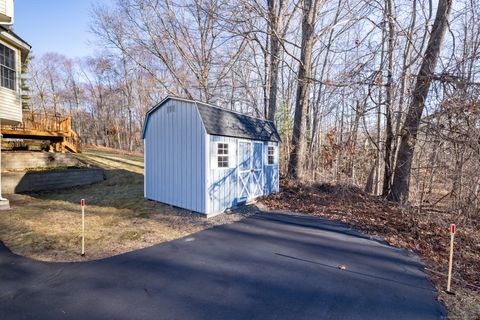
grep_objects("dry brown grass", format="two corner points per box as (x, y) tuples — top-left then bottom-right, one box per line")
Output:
(0, 148), (249, 262)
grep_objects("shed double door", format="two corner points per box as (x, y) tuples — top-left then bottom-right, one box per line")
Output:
(238, 141), (263, 201)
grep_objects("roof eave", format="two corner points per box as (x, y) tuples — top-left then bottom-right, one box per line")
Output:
(0, 26), (31, 61)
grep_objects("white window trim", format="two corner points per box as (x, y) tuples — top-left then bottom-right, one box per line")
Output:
(0, 41), (17, 92)
(212, 141), (235, 170)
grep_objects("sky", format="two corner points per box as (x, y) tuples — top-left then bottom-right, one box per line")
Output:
(13, 0), (114, 59)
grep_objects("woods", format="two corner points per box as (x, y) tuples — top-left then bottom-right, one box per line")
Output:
(23, 0), (480, 217)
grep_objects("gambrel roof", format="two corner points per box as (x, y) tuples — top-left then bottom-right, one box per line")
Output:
(142, 96), (281, 142)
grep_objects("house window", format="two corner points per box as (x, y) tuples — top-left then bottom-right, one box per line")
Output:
(0, 43), (16, 91)
(267, 146), (275, 165)
(217, 143), (229, 168)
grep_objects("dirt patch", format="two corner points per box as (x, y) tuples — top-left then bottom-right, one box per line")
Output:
(0, 148), (252, 262)
(260, 179), (480, 319)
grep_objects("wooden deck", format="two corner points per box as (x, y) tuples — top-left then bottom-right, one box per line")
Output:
(1, 113), (81, 153)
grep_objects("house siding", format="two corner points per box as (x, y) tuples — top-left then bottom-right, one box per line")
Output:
(0, 0), (13, 20)
(0, 1), (6, 14)
(144, 99), (207, 213)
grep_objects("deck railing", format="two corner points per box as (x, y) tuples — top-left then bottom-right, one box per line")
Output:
(1, 112), (81, 152)
(2, 112), (72, 133)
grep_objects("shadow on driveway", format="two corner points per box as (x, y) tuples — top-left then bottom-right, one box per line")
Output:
(0, 212), (446, 320)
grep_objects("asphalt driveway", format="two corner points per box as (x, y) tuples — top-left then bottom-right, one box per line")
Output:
(0, 212), (446, 320)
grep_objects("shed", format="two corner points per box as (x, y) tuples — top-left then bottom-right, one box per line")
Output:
(142, 96), (281, 216)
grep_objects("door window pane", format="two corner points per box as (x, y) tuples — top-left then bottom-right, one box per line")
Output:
(267, 146), (275, 165)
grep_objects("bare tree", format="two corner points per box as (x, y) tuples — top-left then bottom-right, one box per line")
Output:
(287, 0), (323, 179)
(265, 0), (284, 120)
(389, 0), (453, 203)
(382, 0), (395, 196)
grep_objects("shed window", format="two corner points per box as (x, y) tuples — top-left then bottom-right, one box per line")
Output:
(0, 43), (15, 91)
(217, 143), (229, 168)
(267, 146), (276, 165)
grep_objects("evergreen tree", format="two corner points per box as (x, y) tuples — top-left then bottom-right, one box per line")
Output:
(20, 54), (31, 112)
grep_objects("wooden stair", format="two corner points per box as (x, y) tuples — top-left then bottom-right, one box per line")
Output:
(1, 112), (81, 153)
(64, 132), (80, 153)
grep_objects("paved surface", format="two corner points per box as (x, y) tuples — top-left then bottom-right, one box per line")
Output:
(0, 212), (446, 320)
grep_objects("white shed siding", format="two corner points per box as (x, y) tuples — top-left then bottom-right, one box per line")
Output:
(263, 141), (280, 194)
(207, 135), (239, 214)
(144, 99), (207, 213)
(206, 136), (278, 215)
(0, 40), (21, 124)
(143, 97), (281, 216)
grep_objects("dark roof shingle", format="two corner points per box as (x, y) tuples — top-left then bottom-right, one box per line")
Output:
(195, 102), (280, 142)
(142, 97), (281, 142)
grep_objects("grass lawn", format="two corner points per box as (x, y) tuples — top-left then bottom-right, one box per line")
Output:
(0, 147), (249, 262)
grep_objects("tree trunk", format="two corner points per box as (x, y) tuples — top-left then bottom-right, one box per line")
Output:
(365, 161), (376, 193)
(266, 0), (284, 121)
(388, 0), (453, 203)
(382, 0), (395, 196)
(287, 0), (321, 179)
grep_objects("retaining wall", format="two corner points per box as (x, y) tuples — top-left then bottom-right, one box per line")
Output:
(1, 152), (83, 171)
(2, 168), (105, 194)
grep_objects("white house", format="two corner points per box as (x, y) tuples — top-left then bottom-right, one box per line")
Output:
(0, 0), (31, 209)
(142, 96), (280, 216)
